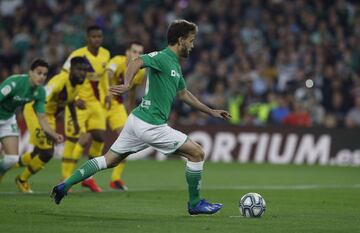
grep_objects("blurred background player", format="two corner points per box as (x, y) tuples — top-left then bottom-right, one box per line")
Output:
(106, 41), (146, 191)
(15, 57), (88, 193)
(0, 59), (63, 182)
(61, 25), (110, 192)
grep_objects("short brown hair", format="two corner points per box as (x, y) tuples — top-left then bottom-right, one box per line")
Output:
(167, 19), (198, 45)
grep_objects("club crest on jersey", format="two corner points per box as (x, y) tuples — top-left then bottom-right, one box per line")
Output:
(171, 70), (180, 79)
(1, 85), (11, 96)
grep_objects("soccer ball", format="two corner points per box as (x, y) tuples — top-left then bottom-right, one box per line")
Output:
(239, 192), (266, 217)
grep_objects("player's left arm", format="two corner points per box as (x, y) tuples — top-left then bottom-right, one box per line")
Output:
(67, 101), (80, 135)
(177, 89), (231, 120)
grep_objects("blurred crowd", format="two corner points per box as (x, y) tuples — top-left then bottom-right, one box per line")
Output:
(0, 0), (359, 128)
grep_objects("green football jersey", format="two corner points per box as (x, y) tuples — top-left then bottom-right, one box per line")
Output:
(0, 74), (46, 120)
(132, 47), (186, 125)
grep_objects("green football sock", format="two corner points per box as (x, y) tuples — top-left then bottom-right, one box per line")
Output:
(64, 157), (107, 191)
(185, 161), (204, 207)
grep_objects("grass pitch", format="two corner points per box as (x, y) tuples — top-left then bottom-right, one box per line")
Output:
(0, 159), (359, 233)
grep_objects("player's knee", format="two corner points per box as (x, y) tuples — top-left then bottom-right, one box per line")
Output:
(3, 154), (19, 167)
(192, 147), (205, 162)
(104, 150), (129, 168)
(78, 133), (91, 146)
(38, 149), (54, 163)
(91, 131), (104, 142)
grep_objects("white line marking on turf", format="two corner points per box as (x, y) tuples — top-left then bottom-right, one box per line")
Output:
(1, 184), (360, 195)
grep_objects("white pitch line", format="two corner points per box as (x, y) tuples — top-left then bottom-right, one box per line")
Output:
(205, 184), (360, 190)
(1, 184), (360, 195)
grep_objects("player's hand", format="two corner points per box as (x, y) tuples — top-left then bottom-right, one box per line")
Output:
(105, 95), (112, 110)
(210, 109), (231, 120)
(76, 99), (86, 109)
(53, 134), (64, 144)
(110, 84), (130, 96)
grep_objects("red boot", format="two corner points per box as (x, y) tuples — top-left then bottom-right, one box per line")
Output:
(81, 177), (102, 192)
(109, 179), (128, 191)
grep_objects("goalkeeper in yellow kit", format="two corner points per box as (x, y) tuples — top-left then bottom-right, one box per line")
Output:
(16, 57), (88, 193)
(106, 41), (145, 190)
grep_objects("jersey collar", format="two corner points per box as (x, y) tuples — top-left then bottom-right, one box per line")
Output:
(164, 47), (179, 63)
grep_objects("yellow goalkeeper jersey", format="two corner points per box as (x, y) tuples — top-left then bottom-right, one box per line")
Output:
(63, 46), (110, 103)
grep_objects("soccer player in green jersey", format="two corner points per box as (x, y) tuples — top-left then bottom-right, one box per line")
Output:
(0, 59), (64, 183)
(51, 20), (230, 215)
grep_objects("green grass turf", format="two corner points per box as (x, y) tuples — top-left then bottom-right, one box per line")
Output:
(0, 159), (359, 233)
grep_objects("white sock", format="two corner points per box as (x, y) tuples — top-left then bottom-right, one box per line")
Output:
(0, 154), (19, 171)
(94, 156), (107, 170)
(186, 160), (204, 171)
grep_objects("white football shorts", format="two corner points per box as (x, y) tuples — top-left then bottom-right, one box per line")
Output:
(0, 115), (19, 138)
(110, 114), (187, 155)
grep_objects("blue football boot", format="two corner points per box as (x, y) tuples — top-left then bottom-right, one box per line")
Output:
(50, 182), (67, 205)
(188, 199), (223, 215)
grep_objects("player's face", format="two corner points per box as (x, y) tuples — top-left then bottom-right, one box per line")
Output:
(87, 30), (103, 48)
(71, 64), (88, 85)
(126, 44), (144, 60)
(29, 66), (48, 86)
(179, 33), (195, 58)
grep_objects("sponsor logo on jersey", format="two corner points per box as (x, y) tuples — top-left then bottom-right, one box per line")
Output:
(1, 85), (11, 96)
(140, 99), (151, 109)
(171, 70), (180, 78)
(13, 96), (32, 102)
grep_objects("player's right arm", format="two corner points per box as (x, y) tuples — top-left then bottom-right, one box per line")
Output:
(105, 59), (117, 109)
(37, 113), (63, 143)
(34, 87), (63, 143)
(109, 57), (143, 95)
(127, 69), (145, 111)
(62, 50), (79, 72)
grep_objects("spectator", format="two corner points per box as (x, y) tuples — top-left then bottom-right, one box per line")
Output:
(0, 0), (358, 128)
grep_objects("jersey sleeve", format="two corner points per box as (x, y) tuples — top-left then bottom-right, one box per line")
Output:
(140, 52), (162, 71)
(133, 68), (146, 86)
(63, 50), (82, 72)
(0, 77), (17, 102)
(45, 77), (63, 102)
(177, 76), (186, 91)
(33, 87), (46, 114)
(107, 57), (118, 73)
(99, 52), (111, 98)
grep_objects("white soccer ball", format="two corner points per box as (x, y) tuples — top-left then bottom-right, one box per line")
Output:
(239, 192), (266, 217)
